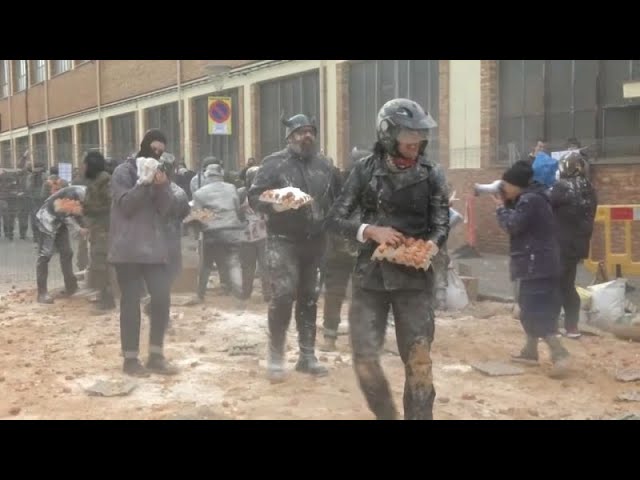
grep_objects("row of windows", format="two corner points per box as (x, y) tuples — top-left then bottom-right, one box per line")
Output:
(0, 60), (88, 98)
(3, 60), (640, 169)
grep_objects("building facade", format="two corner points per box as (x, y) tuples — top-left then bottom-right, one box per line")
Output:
(1, 59), (639, 255)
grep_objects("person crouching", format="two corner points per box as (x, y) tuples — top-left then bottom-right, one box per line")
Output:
(492, 160), (570, 378)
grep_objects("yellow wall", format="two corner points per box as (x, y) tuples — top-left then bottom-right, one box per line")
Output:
(449, 60), (481, 169)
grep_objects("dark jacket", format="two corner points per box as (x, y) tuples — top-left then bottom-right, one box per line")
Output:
(248, 147), (338, 242)
(328, 166), (360, 258)
(35, 185), (86, 236)
(108, 157), (174, 265)
(327, 153), (450, 291)
(497, 182), (561, 281)
(550, 174), (598, 259)
(83, 171), (111, 229)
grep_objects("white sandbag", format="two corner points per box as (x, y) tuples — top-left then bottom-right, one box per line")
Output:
(587, 279), (626, 327)
(446, 267), (470, 311)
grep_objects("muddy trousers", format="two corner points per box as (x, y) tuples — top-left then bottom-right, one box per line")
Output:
(198, 243), (244, 300)
(115, 263), (171, 359)
(350, 287), (436, 420)
(240, 239), (270, 301)
(266, 236), (325, 362)
(322, 251), (354, 339)
(559, 257), (581, 332)
(36, 226), (77, 295)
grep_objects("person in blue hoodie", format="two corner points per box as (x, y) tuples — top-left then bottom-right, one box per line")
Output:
(531, 150), (558, 188)
(493, 160), (570, 378)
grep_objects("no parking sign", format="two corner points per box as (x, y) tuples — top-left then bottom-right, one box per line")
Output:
(207, 97), (232, 135)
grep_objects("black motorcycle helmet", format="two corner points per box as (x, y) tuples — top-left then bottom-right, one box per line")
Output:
(282, 114), (317, 140)
(558, 151), (586, 178)
(376, 98), (437, 158)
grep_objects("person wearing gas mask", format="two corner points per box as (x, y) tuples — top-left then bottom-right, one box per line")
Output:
(189, 163), (246, 305)
(493, 160), (570, 378)
(248, 114), (338, 382)
(82, 151), (116, 313)
(34, 185), (88, 304)
(327, 99), (448, 420)
(550, 151), (597, 339)
(109, 129), (178, 377)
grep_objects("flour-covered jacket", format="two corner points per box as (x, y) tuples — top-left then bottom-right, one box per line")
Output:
(108, 157), (174, 264)
(36, 185), (86, 236)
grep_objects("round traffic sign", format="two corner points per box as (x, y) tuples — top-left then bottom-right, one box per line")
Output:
(209, 100), (231, 124)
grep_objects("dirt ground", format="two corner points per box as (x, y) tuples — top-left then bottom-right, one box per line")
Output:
(1, 286), (640, 420)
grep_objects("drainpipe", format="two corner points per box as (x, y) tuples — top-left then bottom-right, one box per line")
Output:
(177, 60), (184, 161)
(96, 60), (103, 154)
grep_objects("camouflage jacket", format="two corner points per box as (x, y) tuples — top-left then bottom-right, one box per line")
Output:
(83, 171), (111, 228)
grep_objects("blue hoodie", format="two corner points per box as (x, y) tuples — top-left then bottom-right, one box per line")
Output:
(532, 152), (558, 188)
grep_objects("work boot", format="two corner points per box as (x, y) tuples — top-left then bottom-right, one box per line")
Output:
(123, 359), (150, 378)
(544, 335), (570, 379)
(295, 354), (328, 376)
(511, 336), (539, 365)
(319, 336), (337, 352)
(184, 295), (204, 306)
(37, 292), (54, 304)
(267, 344), (287, 383)
(146, 354), (179, 376)
(60, 283), (78, 297)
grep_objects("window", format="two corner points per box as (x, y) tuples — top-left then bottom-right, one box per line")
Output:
(51, 60), (72, 76)
(78, 121), (100, 156)
(145, 102), (180, 157)
(30, 60), (47, 84)
(498, 60), (640, 163)
(0, 61), (9, 98)
(32, 132), (48, 167)
(13, 60), (27, 92)
(15, 137), (29, 163)
(1, 140), (12, 168)
(109, 112), (137, 160)
(54, 127), (73, 165)
(349, 60), (440, 160)
(192, 90), (239, 171)
(75, 60), (89, 67)
(260, 70), (320, 159)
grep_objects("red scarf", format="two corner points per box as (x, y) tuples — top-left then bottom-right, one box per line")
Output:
(390, 156), (418, 170)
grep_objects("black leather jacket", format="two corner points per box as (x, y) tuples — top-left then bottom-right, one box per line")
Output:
(327, 153), (450, 291)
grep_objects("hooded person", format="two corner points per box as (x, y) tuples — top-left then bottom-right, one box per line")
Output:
(82, 151), (116, 313)
(108, 128), (179, 377)
(190, 156), (223, 195)
(35, 185), (87, 304)
(189, 163), (246, 306)
(494, 160), (570, 378)
(550, 151), (598, 338)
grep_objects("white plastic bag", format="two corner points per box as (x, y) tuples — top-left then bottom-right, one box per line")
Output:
(587, 279), (626, 327)
(136, 157), (159, 185)
(446, 267), (470, 311)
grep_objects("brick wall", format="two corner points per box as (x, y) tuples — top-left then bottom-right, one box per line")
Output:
(48, 63), (98, 118)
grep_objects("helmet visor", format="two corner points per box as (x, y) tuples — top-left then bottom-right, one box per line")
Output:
(396, 128), (429, 144)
